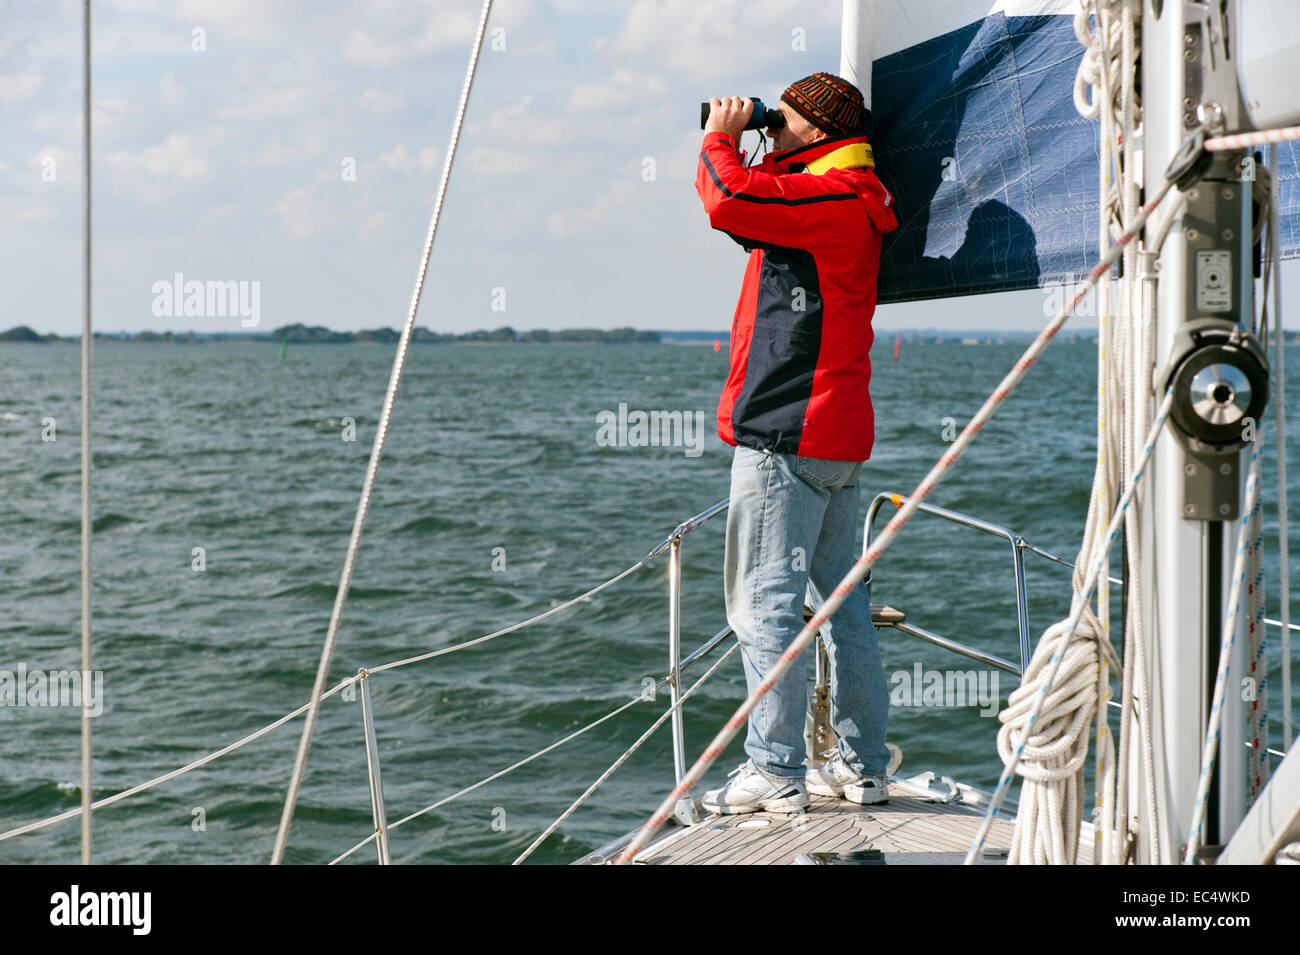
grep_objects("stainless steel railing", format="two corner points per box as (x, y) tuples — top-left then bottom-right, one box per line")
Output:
(862, 491), (1080, 675)
(661, 499), (729, 785)
(658, 491), (1065, 780)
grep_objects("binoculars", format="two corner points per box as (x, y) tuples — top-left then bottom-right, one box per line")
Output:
(699, 98), (786, 131)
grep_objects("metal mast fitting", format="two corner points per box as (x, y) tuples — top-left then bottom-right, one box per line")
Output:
(1143, 0), (1270, 862)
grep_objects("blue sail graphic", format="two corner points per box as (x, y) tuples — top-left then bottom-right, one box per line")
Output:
(868, 4), (1298, 304)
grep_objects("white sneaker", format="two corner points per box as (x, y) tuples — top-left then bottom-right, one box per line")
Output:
(702, 760), (810, 815)
(806, 752), (890, 804)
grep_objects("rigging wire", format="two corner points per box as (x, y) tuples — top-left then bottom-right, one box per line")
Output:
(270, 0), (496, 865)
(79, 0), (94, 867)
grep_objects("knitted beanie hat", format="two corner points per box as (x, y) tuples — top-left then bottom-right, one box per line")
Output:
(781, 72), (865, 136)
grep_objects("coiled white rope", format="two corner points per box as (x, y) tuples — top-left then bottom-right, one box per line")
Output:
(1071, 0), (1122, 123)
(270, 0), (496, 864)
(969, 389), (1175, 865)
(999, 622), (1102, 865)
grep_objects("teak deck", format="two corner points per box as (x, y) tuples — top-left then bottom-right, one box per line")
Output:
(582, 784), (1097, 865)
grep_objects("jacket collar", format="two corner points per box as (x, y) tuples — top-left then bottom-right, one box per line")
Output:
(765, 133), (874, 176)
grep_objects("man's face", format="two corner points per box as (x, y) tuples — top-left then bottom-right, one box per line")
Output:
(768, 100), (826, 153)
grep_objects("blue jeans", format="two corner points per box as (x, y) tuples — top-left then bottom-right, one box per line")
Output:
(723, 445), (890, 780)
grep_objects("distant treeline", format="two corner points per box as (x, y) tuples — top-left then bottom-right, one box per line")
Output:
(9, 323), (1300, 345)
(0, 324), (663, 345)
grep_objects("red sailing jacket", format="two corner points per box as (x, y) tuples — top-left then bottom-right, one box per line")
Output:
(696, 129), (898, 461)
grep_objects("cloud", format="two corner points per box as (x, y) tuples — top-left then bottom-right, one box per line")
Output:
(565, 69), (668, 115)
(463, 146), (540, 178)
(12, 205), (50, 224)
(597, 0), (838, 84)
(106, 132), (213, 180)
(239, 132), (325, 167)
(379, 144), (441, 174)
(0, 70), (42, 102)
(103, 131), (225, 201)
(341, 8), (479, 67)
(95, 97), (131, 135)
(546, 176), (643, 238)
(215, 89), (308, 123)
(160, 71), (182, 106)
(471, 95), (581, 150)
(360, 87), (405, 116)
(658, 129), (710, 184)
(359, 210), (393, 244)
(28, 99), (129, 142)
(30, 112), (77, 140)
(276, 187), (328, 241)
(168, 0), (297, 46)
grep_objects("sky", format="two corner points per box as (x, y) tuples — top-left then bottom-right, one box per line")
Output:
(3, 0), (1298, 336)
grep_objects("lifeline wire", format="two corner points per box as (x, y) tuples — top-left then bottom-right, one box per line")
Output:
(330, 691), (658, 863)
(270, 0), (495, 865)
(513, 643), (740, 864)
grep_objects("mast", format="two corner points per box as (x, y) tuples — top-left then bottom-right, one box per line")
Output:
(1141, 0), (1260, 862)
(839, 0), (872, 112)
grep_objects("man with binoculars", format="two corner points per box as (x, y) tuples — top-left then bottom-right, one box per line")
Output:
(695, 73), (899, 815)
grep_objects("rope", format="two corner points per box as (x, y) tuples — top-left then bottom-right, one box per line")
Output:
(366, 554), (656, 675)
(1247, 462), (1268, 801)
(969, 390), (1175, 864)
(270, 0), (496, 865)
(1117, 0), (1161, 868)
(513, 642), (740, 865)
(1184, 425), (1267, 862)
(1205, 125), (1300, 152)
(612, 167), (1179, 864)
(79, 0), (94, 867)
(1272, 144), (1293, 752)
(999, 624), (1102, 865)
(1051, 0), (1162, 867)
(329, 831), (378, 866)
(1078, 0), (1126, 865)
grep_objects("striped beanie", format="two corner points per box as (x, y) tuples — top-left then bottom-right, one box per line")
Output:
(781, 72), (866, 136)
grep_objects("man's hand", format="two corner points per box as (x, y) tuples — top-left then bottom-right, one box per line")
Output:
(704, 96), (753, 140)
